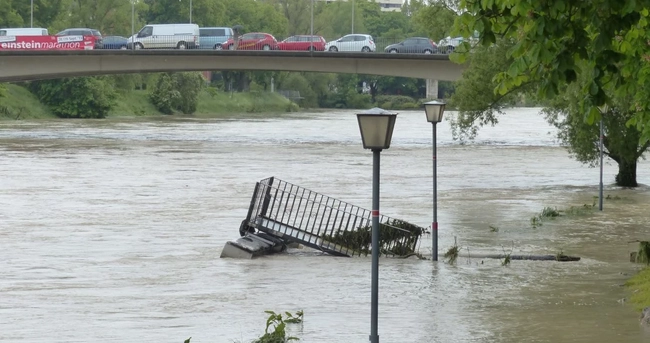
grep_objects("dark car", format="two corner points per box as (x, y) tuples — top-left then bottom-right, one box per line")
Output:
(384, 37), (437, 54)
(277, 35), (326, 51)
(56, 28), (103, 49)
(101, 36), (128, 49)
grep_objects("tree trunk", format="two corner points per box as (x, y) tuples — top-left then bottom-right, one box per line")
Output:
(616, 159), (638, 187)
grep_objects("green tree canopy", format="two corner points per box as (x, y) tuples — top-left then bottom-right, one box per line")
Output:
(455, 0), (650, 143)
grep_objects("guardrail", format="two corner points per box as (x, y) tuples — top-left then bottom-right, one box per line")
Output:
(0, 34), (459, 54)
(240, 177), (426, 257)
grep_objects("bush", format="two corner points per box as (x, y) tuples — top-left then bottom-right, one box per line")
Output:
(346, 91), (372, 109)
(375, 95), (419, 110)
(150, 72), (205, 114)
(29, 77), (116, 118)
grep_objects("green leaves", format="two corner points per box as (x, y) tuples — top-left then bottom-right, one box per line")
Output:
(29, 77), (116, 118)
(453, 0), (650, 144)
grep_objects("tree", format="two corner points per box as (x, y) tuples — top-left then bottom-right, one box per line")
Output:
(150, 72), (204, 114)
(412, 0), (458, 41)
(220, 0), (289, 37)
(454, 0), (650, 143)
(144, 0), (225, 29)
(449, 38), (648, 187)
(0, 0), (24, 28)
(269, 0), (311, 36)
(544, 77), (650, 187)
(29, 77), (116, 118)
(449, 40), (532, 141)
(314, 0), (366, 39)
(61, 0), (137, 35)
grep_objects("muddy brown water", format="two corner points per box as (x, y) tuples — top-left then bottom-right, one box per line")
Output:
(1, 108), (649, 343)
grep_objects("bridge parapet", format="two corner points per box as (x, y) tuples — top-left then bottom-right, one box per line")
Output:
(0, 50), (463, 82)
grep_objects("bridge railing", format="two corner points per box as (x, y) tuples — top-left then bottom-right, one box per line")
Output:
(241, 177), (426, 257)
(0, 34), (457, 54)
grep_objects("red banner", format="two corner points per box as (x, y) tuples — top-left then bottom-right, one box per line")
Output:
(0, 35), (96, 50)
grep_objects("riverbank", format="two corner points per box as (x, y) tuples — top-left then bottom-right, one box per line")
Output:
(627, 266), (650, 311)
(0, 84), (299, 120)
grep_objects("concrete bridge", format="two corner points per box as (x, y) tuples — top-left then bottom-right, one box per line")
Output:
(0, 50), (464, 83)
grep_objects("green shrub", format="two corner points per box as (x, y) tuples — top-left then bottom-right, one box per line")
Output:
(29, 77), (116, 118)
(375, 95), (420, 110)
(150, 72), (204, 114)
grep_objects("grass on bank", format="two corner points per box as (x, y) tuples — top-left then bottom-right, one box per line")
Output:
(195, 89), (299, 117)
(1, 84), (299, 120)
(109, 89), (299, 118)
(109, 89), (163, 117)
(0, 84), (54, 119)
(626, 267), (650, 311)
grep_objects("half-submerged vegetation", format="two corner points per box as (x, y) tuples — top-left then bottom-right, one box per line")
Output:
(529, 199), (604, 228)
(183, 310), (304, 343)
(321, 219), (425, 257)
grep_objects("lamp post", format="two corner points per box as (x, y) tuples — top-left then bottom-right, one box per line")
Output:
(131, 0), (135, 49)
(190, 0), (192, 23)
(423, 100), (446, 261)
(310, 0), (314, 50)
(356, 107), (398, 343)
(598, 104), (608, 211)
(30, 0), (33, 28)
(351, 0), (355, 34)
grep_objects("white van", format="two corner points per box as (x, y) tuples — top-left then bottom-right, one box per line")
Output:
(0, 28), (48, 36)
(128, 24), (199, 49)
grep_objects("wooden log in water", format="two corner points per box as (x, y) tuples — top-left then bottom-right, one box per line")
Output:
(456, 254), (581, 262)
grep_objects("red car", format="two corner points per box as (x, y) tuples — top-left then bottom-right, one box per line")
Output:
(277, 35), (326, 51)
(223, 32), (278, 51)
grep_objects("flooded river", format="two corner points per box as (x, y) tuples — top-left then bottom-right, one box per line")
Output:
(1, 108), (649, 343)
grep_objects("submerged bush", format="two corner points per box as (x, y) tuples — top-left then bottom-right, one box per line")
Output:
(321, 219), (424, 256)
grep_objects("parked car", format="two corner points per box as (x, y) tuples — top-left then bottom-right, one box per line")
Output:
(384, 37), (437, 54)
(101, 36), (128, 49)
(56, 28), (103, 49)
(325, 34), (375, 52)
(0, 27), (48, 36)
(223, 32), (279, 50)
(199, 27), (233, 50)
(127, 24), (199, 50)
(277, 35), (326, 51)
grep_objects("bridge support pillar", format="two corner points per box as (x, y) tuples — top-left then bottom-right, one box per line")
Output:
(426, 79), (439, 99)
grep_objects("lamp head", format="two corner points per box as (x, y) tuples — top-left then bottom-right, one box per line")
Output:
(356, 108), (398, 150)
(423, 100), (446, 123)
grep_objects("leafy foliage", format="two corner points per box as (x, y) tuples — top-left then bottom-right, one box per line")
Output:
(150, 72), (204, 114)
(321, 219), (425, 256)
(29, 77), (116, 118)
(542, 67), (650, 187)
(252, 310), (303, 343)
(637, 242), (650, 265)
(448, 39), (538, 142)
(455, 0), (650, 143)
(412, 0), (458, 41)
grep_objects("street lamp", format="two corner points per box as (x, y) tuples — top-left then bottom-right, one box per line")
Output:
(131, 0), (135, 49)
(598, 104), (608, 211)
(424, 100), (446, 261)
(30, 0), (33, 28)
(351, 0), (355, 34)
(356, 107), (398, 343)
(310, 0), (314, 51)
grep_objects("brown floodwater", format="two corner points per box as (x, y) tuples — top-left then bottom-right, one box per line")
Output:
(0, 108), (649, 343)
